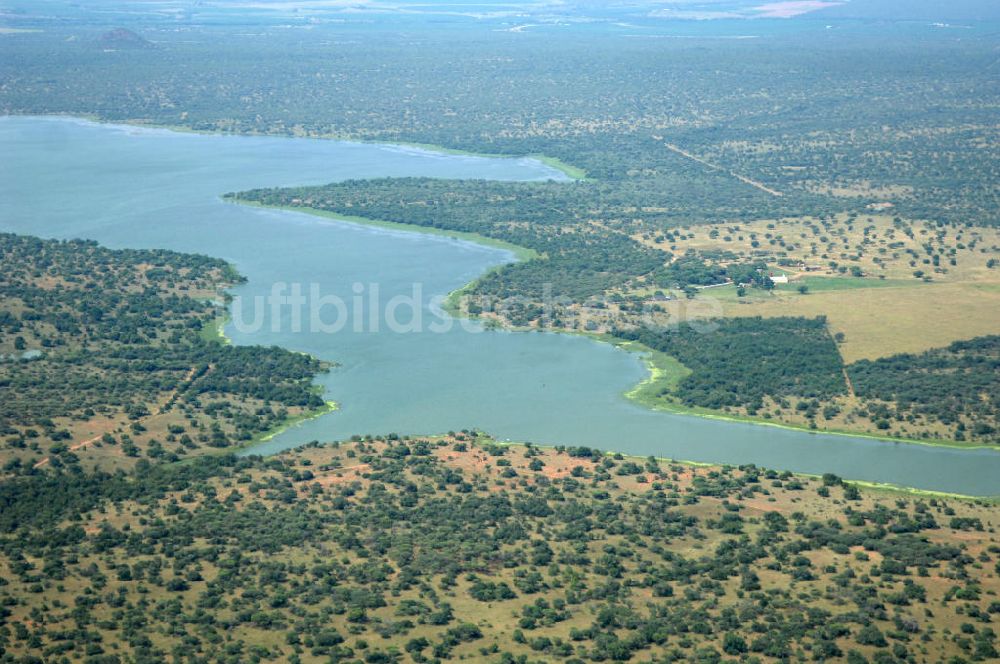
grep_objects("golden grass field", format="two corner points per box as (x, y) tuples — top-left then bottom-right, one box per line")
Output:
(719, 281), (1000, 363)
(628, 213), (1000, 361)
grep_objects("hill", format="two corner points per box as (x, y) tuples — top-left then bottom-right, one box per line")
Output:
(97, 28), (151, 49)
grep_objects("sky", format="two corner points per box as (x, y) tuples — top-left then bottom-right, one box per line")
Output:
(3, 0), (999, 29)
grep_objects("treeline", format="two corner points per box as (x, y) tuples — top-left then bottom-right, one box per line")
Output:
(615, 317), (847, 414)
(230, 179), (668, 307)
(617, 315), (1000, 442)
(849, 336), (1000, 442)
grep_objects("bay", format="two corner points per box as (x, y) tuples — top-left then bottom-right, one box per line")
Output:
(1, 115), (997, 495)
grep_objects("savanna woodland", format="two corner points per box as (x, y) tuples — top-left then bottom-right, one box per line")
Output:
(1, 1), (999, 662)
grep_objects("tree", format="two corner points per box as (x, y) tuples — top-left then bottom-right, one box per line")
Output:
(723, 633), (748, 655)
(856, 624), (888, 647)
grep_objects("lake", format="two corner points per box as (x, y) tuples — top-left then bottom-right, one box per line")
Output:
(1, 115), (998, 495)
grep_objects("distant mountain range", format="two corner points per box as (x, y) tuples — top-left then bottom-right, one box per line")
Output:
(97, 27), (152, 48)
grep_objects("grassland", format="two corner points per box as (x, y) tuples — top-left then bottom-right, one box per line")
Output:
(636, 279), (1000, 364)
(720, 281), (1000, 364)
(624, 213), (1000, 361)
(581, 214), (1000, 445)
(612, 338), (692, 407)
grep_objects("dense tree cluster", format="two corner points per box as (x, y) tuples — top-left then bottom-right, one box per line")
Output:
(615, 317), (847, 414)
(613, 318), (1000, 442)
(651, 255), (775, 291)
(849, 336), (1000, 443)
(653, 255), (728, 289)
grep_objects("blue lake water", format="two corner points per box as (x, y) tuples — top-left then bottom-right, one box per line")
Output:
(1, 115), (998, 495)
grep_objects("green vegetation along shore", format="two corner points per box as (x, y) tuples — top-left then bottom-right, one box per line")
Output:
(612, 335), (1000, 453)
(233, 196), (1000, 451)
(229, 200), (539, 262)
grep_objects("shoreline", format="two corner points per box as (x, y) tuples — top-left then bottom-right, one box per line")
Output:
(8, 114), (587, 181)
(612, 337), (999, 453)
(228, 198), (541, 325)
(229, 199), (539, 262)
(382, 139), (587, 181)
(199, 312), (232, 345)
(228, 199), (538, 321)
(187, 400), (340, 464)
(16, 114), (994, 488)
(251, 399), (340, 447)
(468, 437), (998, 501)
(173, 119), (588, 180)
(196, 276), (341, 454)
(237, 198), (995, 455)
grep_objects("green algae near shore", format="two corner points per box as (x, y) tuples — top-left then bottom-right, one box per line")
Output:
(613, 337), (998, 453)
